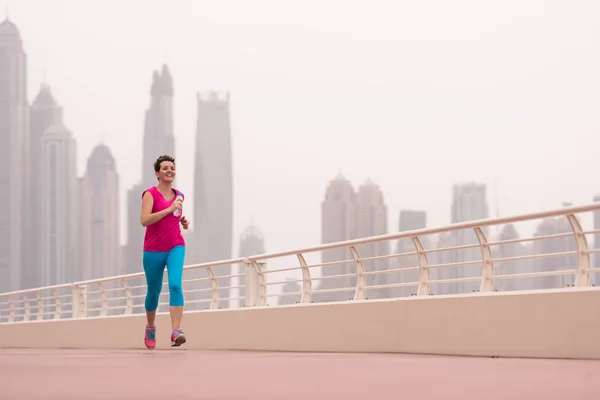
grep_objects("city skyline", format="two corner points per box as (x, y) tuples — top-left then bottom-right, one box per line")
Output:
(2, 2), (600, 295)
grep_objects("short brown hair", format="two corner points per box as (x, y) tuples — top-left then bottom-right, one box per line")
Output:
(153, 154), (175, 173)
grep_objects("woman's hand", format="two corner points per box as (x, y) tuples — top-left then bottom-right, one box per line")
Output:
(180, 216), (190, 230)
(169, 198), (183, 213)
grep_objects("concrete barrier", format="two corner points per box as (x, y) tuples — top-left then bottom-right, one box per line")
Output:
(2, 288), (599, 359)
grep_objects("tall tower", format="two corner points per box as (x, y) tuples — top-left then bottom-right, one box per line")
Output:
(40, 120), (78, 286)
(316, 174), (357, 302)
(124, 66), (174, 275)
(392, 210), (429, 298)
(24, 84), (61, 289)
(236, 225), (266, 308)
(494, 224), (528, 291)
(192, 91), (233, 306)
(355, 180), (389, 299)
(142, 65), (174, 189)
(0, 18), (29, 292)
(436, 183), (489, 295)
(79, 145), (121, 280)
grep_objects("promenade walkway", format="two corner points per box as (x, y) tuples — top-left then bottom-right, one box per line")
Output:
(1, 348), (598, 399)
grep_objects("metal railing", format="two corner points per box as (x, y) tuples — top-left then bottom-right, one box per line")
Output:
(2, 202), (600, 323)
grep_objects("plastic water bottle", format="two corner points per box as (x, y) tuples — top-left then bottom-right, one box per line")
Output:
(173, 194), (183, 217)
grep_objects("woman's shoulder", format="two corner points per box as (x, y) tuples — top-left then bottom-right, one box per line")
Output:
(142, 186), (158, 199)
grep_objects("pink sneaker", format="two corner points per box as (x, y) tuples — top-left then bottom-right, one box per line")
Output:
(144, 325), (156, 350)
(171, 329), (186, 347)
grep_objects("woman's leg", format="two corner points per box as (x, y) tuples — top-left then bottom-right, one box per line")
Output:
(166, 245), (186, 345)
(143, 251), (167, 349)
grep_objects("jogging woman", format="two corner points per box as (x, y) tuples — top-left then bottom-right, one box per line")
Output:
(140, 154), (190, 349)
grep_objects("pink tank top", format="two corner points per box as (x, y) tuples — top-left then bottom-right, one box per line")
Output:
(142, 186), (186, 252)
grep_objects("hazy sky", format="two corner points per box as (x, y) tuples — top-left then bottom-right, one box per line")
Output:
(5, 0), (600, 261)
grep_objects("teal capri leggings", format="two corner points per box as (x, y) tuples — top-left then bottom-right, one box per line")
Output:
(143, 245), (186, 312)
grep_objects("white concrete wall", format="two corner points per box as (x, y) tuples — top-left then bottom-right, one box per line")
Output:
(2, 288), (599, 359)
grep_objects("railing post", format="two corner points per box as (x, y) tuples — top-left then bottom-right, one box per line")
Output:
(98, 283), (108, 317)
(566, 214), (591, 287)
(243, 259), (257, 307)
(8, 298), (15, 323)
(474, 227), (494, 292)
(253, 261), (267, 306)
(412, 236), (430, 295)
(53, 289), (61, 320)
(122, 279), (133, 315)
(206, 267), (220, 309)
(23, 295), (30, 321)
(297, 253), (313, 303)
(72, 285), (86, 318)
(36, 291), (44, 320)
(349, 246), (366, 300)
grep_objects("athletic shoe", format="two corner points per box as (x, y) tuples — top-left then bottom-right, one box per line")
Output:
(144, 325), (156, 350)
(171, 329), (186, 347)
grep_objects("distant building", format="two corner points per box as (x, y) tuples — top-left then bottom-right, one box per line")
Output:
(236, 225), (266, 308)
(39, 117), (78, 286)
(278, 278), (302, 306)
(190, 91), (234, 307)
(125, 66), (174, 276)
(317, 174), (358, 302)
(0, 18), (28, 292)
(391, 210), (429, 298)
(25, 84), (62, 289)
(355, 180), (389, 299)
(436, 183), (489, 295)
(79, 145), (121, 281)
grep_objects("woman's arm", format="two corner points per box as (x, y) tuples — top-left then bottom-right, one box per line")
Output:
(140, 191), (180, 227)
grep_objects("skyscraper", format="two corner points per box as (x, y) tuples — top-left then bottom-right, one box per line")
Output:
(436, 183), (489, 295)
(355, 180), (389, 299)
(191, 91), (233, 306)
(40, 119), (78, 286)
(391, 210), (429, 298)
(494, 224), (529, 291)
(25, 84), (62, 289)
(236, 225), (266, 308)
(0, 18), (28, 292)
(79, 145), (121, 280)
(141, 65), (174, 189)
(317, 174), (358, 302)
(530, 214), (575, 290)
(125, 66), (174, 275)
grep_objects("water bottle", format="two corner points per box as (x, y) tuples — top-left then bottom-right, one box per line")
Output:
(173, 194), (183, 217)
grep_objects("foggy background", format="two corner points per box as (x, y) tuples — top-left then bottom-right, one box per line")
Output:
(2, 0), (600, 305)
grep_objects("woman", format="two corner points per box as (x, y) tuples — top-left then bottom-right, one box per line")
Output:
(140, 154), (190, 350)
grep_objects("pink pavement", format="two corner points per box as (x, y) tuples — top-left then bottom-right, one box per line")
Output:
(1, 349), (599, 399)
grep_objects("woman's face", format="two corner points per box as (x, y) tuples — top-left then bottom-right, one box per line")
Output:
(156, 161), (176, 182)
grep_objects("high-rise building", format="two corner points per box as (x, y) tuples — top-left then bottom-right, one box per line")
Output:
(494, 224), (529, 291)
(236, 225), (266, 308)
(125, 66), (174, 275)
(530, 213), (575, 290)
(279, 278), (302, 306)
(39, 119), (78, 286)
(391, 210), (429, 298)
(191, 91), (233, 307)
(355, 180), (389, 299)
(0, 18), (29, 292)
(436, 183), (489, 295)
(79, 145), (121, 280)
(124, 183), (144, 275)
(316, 174), (358, 302)
(141, 65), (175, 189)
(24, 84), (62, 289)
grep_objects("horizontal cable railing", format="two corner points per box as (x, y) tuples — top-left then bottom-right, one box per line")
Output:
(2, 202), (600, 323)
